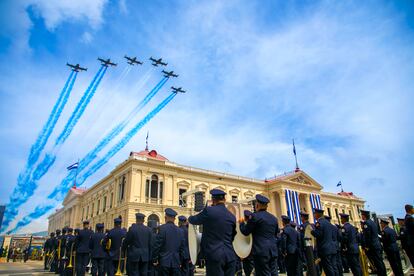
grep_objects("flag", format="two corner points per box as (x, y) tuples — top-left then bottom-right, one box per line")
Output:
(67, 162), (79, 170)
(292, 139), (297, 156)
(337, 181), (342, 187)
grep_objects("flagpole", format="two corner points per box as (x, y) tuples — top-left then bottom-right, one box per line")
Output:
(73, 159), (79, 188)
(293, 139), (299, 171)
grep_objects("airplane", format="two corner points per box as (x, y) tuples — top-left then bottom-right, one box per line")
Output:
(162, 70), (178, 78)
(124, 55), (143, 65)
(149, 57), (167, 67)
(171, 86), (186, 93)
(66, 63), (87, 72)
(98, 58), (117, 67)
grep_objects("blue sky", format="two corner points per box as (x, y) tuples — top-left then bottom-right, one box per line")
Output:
(1, 0), (414, 233)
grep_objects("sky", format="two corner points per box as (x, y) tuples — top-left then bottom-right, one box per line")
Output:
(0, 0), (413, 234)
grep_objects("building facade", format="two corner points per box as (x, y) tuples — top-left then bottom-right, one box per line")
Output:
(48, 149), (365, 232)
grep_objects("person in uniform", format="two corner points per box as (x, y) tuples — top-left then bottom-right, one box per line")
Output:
(339, 213), (362, 276)
(280, 215), (301, 276)
(311, 209), (338, 276)
(396, 218), (409, 264)
(360, 210), (386, 276)
(404, 204), (414, 267)
(380, 218), (403, 276)
(89, 223), (106, 276)
(239, 194), (279, 276)
(44, 232), (53, 270)
(64, 228), (75, 276)
(240, 210), (254, 276)
(152, 208), (185, 276)
(50, 229), (61, 273)
(104, 217), (127, 276)
(178, 215), (194, 276)
(124, 213), (152, 276)
(58, 227), (68, 275)
(188, 189), (237, 276)
(75, 220), (93, 276)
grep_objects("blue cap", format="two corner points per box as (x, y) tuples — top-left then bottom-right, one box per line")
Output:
(210, 189), (226, 197)
(255, 194), (270, 204)
(56, 229), (61, 234)
(244, 210), (252, 217)
(96, 223), (104, 229)
(290, 222), (297, 227)
(281, 215), (290, 222)
(360, 210), (370, 216)
(67, 228), (73, 232)
(178, 215), (187, 222)
(135, 213), (145, 219)
(324, 215), (331, 221)
(165, 208), (177, 217)
(114, 218), (122, 224)
(300, 212), (309, 218)
(339, 213), (349, 219)
(313, 208), (324, 214)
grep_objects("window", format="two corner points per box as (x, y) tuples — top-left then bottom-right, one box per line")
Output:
(335, 208), (339, 220)
(179, 189), (187, 207)
(146, 174), (163, 202)
(103, 196), (107, 212)
(150, 175), (158, 198)
(327, 207), (332, 218)
(349, 209), (353, 220)
(86, 206), (89, 219)
(82, 208), (84, 220)
(97, 200), (100, 215)
(145, 179), (150, 197)
(232, 196), (238, 203)
(159, 181), (163, 199)
(119, 176), (126, 202)
(110, 193), (114, 208)
(91, 203), (94, 217)
(357, 206), (361, 217)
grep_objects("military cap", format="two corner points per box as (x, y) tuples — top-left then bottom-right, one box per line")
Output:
(324, 215), (332, 221)
(96, 223), (104, 229)
(178, 215), (187, 222)
(67, 227), (73, 233)
(56, 229), (61, 234)
(360, 210), (370, 216)
(210, 189), (226, 197)
(62, 228), (67, 234)
(339, 213), (349, 219)
(313, 208), (324, 214)
(255, 194), (270, 204)
(83, 220), (90, 225)
(290, 222), (297, 227)
(244, 210), (252, 217)
(300, 212), (309, 218)
(397, 218), (405, 222)
(165, 208), (177, 217)
(135, 213), (146, 219)
(50, 232), (55, 237)
(281, 215), (291, 223)
(380, 218), (389, 224)
(114, 217), (122, 224)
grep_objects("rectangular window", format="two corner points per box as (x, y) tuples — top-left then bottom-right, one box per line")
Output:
(110, 193), (113, 208)
(232, 195), (238, 203)
(103, 196), (107, 212)
(145, 180), (150, 197)
(91, 203), (94, 217)
(82, 208), (84, 220)
(97, 200), (100, 215)
(349, 209), (353, 220)
(86, 206), (89, 219)
(335, 208), (339, 220)
(179, 189), (187, 207)
(159, 181), (163, 199)
(327, 207), (332, 218)
(119, 176), (125, 202)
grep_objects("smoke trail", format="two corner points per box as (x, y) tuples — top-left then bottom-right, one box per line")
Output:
(9, 93), (177, 233)
(55, 66), (107, 146)
(1, 71), (77, 232)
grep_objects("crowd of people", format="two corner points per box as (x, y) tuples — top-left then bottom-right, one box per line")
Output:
(42, 189), (414, 276)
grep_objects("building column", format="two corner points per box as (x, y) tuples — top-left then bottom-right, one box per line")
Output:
(280, 191), (287, 216)
(140, 170), (146, 203)
(305, 193), (314, 222)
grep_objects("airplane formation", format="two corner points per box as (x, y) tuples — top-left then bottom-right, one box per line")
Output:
(67, 56), (186, 94)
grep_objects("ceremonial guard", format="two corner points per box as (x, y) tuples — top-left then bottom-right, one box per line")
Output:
(124, 213), (152, 276)
(379, 218), (403, 276)
(339, 213), (362, 276)
(152, 208), (185, 276)
(51, 229), (61, 273)
(75, 220), (93, 276)
(240, 194), (279, 276)
(44, 232), (54, 270)
(360, 210), (386, 276)
(58, 227), (68, 275)
(281, 215), (301, 276)
(188, 189), (237, 276)
(64, 228), (76, 276)
(103, 217), (127, 276)
(311, 209), (338, 276)
(404, 204), (414, 267)
(178, 215), (193, 276)
(397, 218), (409, 263)
(241, 210), (254, 276)
(89, 223), (106, 276)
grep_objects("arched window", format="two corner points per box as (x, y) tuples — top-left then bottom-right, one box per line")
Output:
(146, 174), (164, 203)
(150, 175), (158, 198)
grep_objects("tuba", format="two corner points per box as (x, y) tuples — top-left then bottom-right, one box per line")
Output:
(232, 198), (255, 259)
(115, 237), (126, 276)
(188, 222), (202, 264)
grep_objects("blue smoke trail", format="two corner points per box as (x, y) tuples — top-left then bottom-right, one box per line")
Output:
(8, 93), (177, 233)
(1, 71), (77, 232)
(55, 66), (107, 146)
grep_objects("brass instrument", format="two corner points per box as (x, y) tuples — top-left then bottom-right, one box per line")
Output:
(67, 242), (75, 269)
(47, 250), (56, 268)
(115, 237), (126, 276)
(359, 246), (370, 276)
(57, 239), (62, 260)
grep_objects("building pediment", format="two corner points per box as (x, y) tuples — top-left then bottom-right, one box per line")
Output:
(62, 187), (85, 206)
(284, 171), (323, 190)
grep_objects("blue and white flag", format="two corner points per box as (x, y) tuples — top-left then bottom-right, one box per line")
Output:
(337, 181), (342, 187)
(67, 162), (79, 170)
(292, 139), (297, 156)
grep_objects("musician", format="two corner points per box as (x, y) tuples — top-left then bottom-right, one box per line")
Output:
(65, 228), (75, 276)
(44, 232), (54, 270)
(124, 213), (152, 276)
(103, 217), (127, 276)
(311, 208), (338, 276)
(379, 218), (403, 276)
(177, 215), (194, 276)
(152, 208), (185, 276)
(239, 194), (278, 276)
(58, 227), (68, 275)
(50, 229), (61, 273)
(280, 215), (301, 276)
(240, 210), (254, 276)
(404, 204), (414, 267)
(90, 223), (106, 276)
(396, 218), (409, 262)
(188, 189), (237, 276)
(75, 220), (93, 276)
(360, 210), (386, 276)
(339, 213), (362, 276)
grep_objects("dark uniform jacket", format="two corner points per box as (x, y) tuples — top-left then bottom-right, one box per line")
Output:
(405, 214), (414, 248)
(89, 232), (106, 259)
(240, 209), (279, 257)
(281, 224), (301, 255)
(397, 226), (408, 250)
(188, 203), (236, 262)
(65, 234), (75, 257)
(341, 222), (359, 254)
(179, 225), (190, 260)
(125, 223), (152, 262)
(59, 234), (67, 258)
(362, 219), (382, 251)
(311, 217), (337, 256)
(152, 221), (185, 268)
(380, 226), (399, 253)
(76, 228), (93, 253)
(44, 238), (52, 253)
(104, 227), (127, 260)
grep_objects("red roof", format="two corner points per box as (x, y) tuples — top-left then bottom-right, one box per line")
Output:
(337, 191), (355, 197)
(130, 149), (168, 161)
(70, 187), (87, 195)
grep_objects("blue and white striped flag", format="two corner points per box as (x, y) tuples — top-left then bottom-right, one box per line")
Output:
(67, 162), (79, 170)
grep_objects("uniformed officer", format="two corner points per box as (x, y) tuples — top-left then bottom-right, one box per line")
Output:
(104, 217), (127, 276)
(380, 218), (403, 276)
(124, 213), (152, 276)
(75, 220), (93, 276)
(152, 208), (185, 276)
(44, 233), (53, 270)
(299, 212), (319, 276)
(396, 218), (409, 264)
(360, 210), (386, 276)
(64, 228), (75, 276)
(178, 215), (194, 276)
(311, 209), (338, 276)
(240, 210), (254, 276)
(404, 204), (414, 267)
(50, 229), (61, 273)
(339, 213), (362, 276)
(188, 189), (237, 276)
(239, 194), (279, 276)
(58, 227), (68, 275)
(89, 223), (106, 276)
(280, 215), (301, 276)
(48, 232), (57, 272)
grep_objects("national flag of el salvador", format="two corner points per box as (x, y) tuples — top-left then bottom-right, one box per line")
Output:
(337, 181), (342, 187)
(67, 162), (79, 170)
(292, 139), (297, 155)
